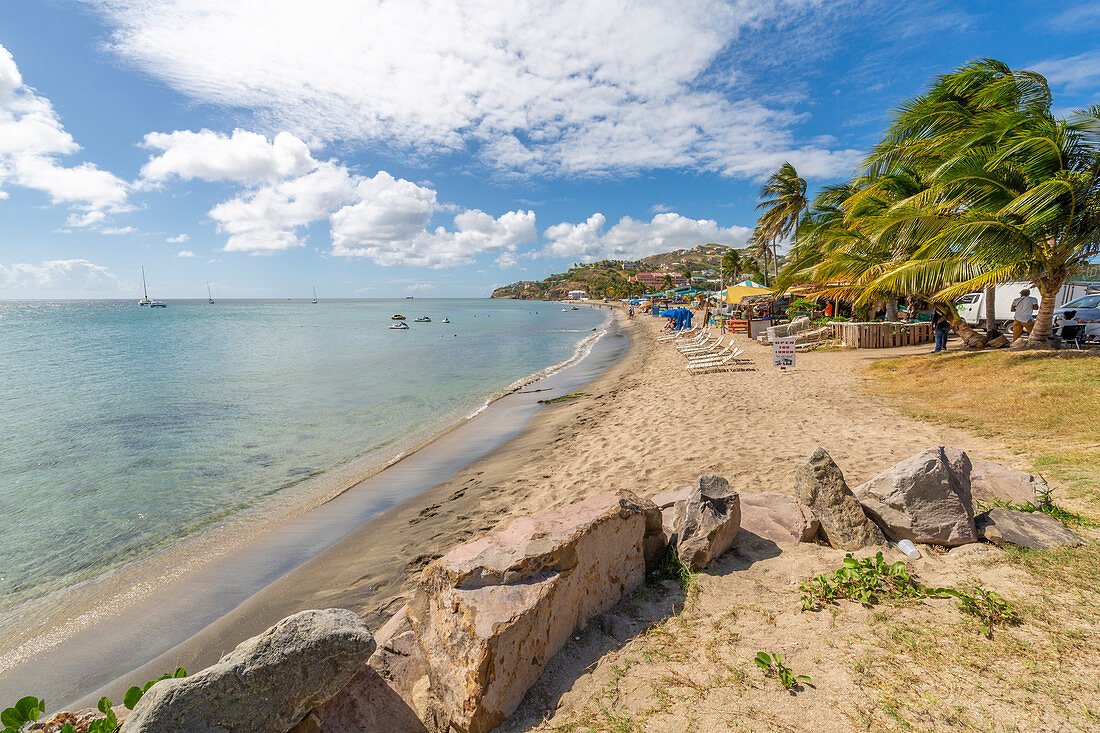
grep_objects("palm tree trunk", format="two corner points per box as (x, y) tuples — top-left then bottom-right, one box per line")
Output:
(885, 299), (898, 321)
(939, 302), (987, 348)
(1027, 278), (1061, 346)
(983, 285), (997, 336)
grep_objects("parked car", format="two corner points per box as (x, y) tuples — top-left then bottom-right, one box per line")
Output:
(1054, 293), (1100, 343)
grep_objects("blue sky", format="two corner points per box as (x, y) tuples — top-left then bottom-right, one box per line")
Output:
(0, 0), (1098, 298)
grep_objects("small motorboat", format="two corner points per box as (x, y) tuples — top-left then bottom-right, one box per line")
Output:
(389, 321), (410, 330)
(414, 316), (431, 322)
(570, 306), (579, 310)
(441, 317), (450, 323)
(149, 301), (167, 308)
(391, 314), (406, 320)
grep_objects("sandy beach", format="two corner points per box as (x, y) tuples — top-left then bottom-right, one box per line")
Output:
(93, 307), (1026, 704)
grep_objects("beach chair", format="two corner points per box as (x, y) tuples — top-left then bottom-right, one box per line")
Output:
(686, 342), (737, 365)
(681, 336), (730, 357)
(658, 327), (701, 343)
(677, 333), (717, 352)
(686, 348), (748, 373)
(679, 336), (720, 354)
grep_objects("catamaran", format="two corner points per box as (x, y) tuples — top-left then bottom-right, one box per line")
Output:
(138, 267), (152, 306)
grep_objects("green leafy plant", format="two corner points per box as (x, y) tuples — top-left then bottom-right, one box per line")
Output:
(754, 652), (811, 691)
(800, 553), (1022, 637)
(949, 588), (1022, 638)
(785, 298), (818, 317)
(536, 392), (591, 405)
(1, 696), (45, 733)
(799, 552), (932, 610)
(124, 667), (187, 710)
(86, 697), (118, 733)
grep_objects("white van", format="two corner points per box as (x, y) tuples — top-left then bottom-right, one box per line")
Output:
(955, 281), (1096, 329)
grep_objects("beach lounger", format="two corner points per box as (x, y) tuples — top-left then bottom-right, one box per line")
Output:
(687, 346), (742, 367)
(666, 329), (706, 346)
(686, 348), (749, 372)
(677, 333), (718, 352)
(657, 327), (702, 343)
(686, 341), (736, 365)
(682, 336), (731, 358)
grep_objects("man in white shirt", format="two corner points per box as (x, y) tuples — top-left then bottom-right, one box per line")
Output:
(1011, 288), (1038, 341)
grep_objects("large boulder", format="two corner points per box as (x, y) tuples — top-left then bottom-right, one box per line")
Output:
(854, 446), (977, 547)
(124, 609), (375, 733)
(794, 448), (886, 550)
(739, 492), (820, 545)
(407, 490), (654, 733)
(969, 458), (1047, 505)
(291, 608), (432, 732)
(976, 508), (1085, 549)
(670, 475), (741, 569)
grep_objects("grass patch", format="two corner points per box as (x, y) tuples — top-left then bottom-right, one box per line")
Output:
(865, 350), (1100, 509)
(537, 391), (590, 404)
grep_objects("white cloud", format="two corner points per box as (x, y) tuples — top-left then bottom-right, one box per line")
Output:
(140, 128), (316, 182)
(0, 258), (124, 291)
(102, 226), (136, 235)
(1032, 50), (1100, 93)
(330, 172), (537, 267)
(209, 161), (357, 252)
(176, 250), (195, 257)
(404, 282), (435, 293)
(86, 0), (862, 179)
(544, 212), (752, 262)
(0, 44), (130, 223)
(167, 233), (189, 243)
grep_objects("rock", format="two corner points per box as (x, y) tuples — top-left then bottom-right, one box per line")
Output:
(125, 609), (376, 733)
(33, 708), (104, 733)
(969, 458), (1047, 505)
(671, 475), (741, 569)
(650, 487), (691, 544)
(975, 508), (1085, 549)
(640, 498), (667, 572)
(854, 446), (977, 547)
(987, 334), (1009, 348)
(291, 607), (431, 732)
(407, 490), (652, 733)
(598, 613), (634, 642)
(794, 448), (886, 550)
(738, 492), (820, 545)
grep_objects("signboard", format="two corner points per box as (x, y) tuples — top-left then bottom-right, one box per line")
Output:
(773, 337), (796, 368)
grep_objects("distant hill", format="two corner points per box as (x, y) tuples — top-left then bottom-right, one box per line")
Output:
(492, 243), (758, 300)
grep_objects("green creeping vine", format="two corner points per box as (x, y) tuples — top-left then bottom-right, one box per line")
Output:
(799, 552), (1022, 637)
(1, 697), (45, 733)
(754, 652), (811, 691)
(2, 668), (186, 733)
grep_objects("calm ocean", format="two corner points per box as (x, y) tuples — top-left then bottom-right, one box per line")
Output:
(0, 298), (606, 618)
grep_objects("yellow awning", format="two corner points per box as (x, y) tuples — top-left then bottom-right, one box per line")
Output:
(724, 284), (769, 304)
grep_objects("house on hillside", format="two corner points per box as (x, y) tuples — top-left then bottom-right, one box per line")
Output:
(567, 290), (588, 300)
(630, 272), (687, 289)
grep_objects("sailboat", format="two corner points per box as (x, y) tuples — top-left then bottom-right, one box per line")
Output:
(138, 267), (152, 306)
(311, 286), (318, 304)
(207, 282), (214, 304)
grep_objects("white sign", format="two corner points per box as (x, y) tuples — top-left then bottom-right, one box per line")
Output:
(773, 337), (796, 368)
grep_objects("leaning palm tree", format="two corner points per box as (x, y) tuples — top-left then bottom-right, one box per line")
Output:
(754, 162), (808, 285)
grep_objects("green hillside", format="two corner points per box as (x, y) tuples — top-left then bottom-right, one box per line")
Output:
(491, 243), (763, 300)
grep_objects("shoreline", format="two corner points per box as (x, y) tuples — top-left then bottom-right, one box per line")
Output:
(0, 306), (627, 709)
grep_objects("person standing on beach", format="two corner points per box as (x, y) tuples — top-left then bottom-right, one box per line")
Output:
(931, 309), (951, 353)
(1011, 288), (1038, 341)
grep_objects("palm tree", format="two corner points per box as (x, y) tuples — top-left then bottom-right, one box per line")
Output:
(867, 61), (1100, 344)
(754, 162), (808, 286)
(721, 249), (742, 286)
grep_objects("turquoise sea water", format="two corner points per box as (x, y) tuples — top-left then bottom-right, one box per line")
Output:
(0, 299), (606, 616)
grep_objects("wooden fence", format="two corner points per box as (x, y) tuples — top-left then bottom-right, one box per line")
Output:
(829, 321), (933, 348)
